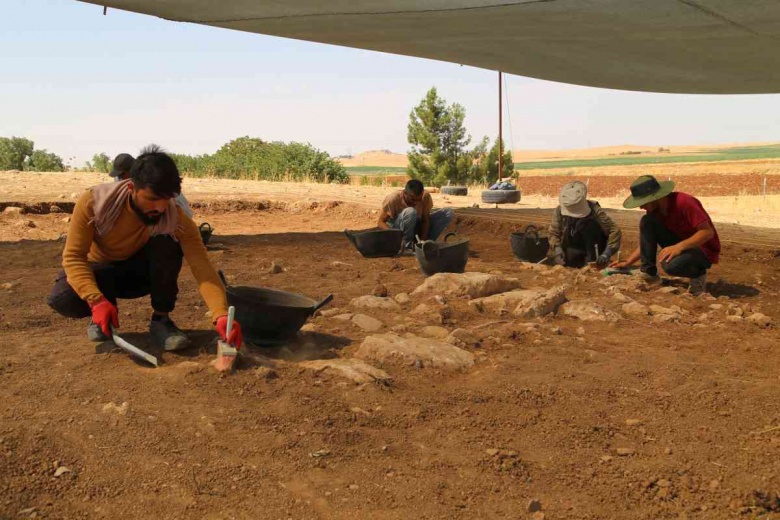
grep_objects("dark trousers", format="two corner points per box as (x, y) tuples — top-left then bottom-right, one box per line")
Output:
(564, 218), (608, 268)
(48, 235), (183, 319)
(640, 214), (711, 279)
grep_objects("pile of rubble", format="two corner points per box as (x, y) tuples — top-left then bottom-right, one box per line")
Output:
(292, 267), (772, 385)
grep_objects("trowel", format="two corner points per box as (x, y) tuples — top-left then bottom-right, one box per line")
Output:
(213, 306), (238, 373)
(110, 326), (159, 367)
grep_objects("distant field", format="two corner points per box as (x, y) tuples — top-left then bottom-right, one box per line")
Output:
(346, 166), (407, 176)
(515, 144), (780, 170)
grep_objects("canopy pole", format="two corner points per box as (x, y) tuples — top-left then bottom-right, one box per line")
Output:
(498, 71), (503, 183)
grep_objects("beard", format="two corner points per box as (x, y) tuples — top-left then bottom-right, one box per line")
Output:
(129, 195), (163, 225)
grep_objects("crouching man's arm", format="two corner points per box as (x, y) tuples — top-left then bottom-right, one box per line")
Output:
(177, 212), (242, 348)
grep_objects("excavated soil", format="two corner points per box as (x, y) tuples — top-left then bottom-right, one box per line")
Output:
(1, 195), (780, 520)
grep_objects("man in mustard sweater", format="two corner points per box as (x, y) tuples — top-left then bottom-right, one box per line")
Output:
(47, 145), (242, 352)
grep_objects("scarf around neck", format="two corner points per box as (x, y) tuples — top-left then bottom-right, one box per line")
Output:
(90, 179), (180, 239)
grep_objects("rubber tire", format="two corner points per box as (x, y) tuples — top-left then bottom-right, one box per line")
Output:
(441, 186), (468, 196)
(481, 189), (521, 204)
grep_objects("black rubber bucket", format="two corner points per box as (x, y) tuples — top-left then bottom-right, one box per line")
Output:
(510, 225), (549, 263)
(218, 271), (333, 345)
(345, 228), (404, 258)
(414, 232), (469, 277)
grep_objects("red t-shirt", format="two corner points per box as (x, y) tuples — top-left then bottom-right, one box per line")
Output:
(656, 192), (720, 263)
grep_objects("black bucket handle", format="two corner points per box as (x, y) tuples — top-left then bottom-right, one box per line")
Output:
(443, 232), (458, 243)
(523, 224), (540, 245)
(218, 269), (228, 288)
(312, 294), (334, 313)
(199, 222), (212, 233)
(421, 240), (440, 258)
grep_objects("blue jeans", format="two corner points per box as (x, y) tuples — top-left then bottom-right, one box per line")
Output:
(388, 207), (454, 247)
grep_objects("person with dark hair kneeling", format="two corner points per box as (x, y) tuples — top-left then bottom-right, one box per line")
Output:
(377, 179), (453, 251)
(47, 144), (242, 352)
(610, 175), (720, 295)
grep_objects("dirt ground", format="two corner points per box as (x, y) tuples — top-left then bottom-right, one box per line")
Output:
(4, 170), (780, 230)
(2, 177), (780, 519)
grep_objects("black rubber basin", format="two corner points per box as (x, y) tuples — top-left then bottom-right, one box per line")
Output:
(225, 285), (333, 346)
(414, 232), (469, 277)
(510, 225), (549, 263)
(345, 228), (404, 258)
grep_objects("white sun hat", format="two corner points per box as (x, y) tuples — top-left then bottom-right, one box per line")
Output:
(559, 181), (591, 218)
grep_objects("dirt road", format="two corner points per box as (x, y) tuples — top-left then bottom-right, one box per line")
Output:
(1, 176), (780, 519)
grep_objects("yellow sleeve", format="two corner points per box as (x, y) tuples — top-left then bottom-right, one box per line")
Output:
(62, 190), (102, 303)
(176, 211), (229, 321)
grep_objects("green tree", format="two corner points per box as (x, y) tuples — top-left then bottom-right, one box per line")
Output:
(91, 153), (111, 173)
(169, 137), (348, 184)
(0, 137), (34, 170)
(470, 138), (514, 184)
(25, 149), (65, 172)
(407, 87), (472, 186)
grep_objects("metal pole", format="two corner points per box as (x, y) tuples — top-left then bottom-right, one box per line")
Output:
(498, 71), (503, 183)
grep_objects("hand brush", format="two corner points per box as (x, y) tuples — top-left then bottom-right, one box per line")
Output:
(213, 306), (238, 373)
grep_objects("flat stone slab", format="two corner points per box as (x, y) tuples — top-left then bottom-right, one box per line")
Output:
(514, 286), (568, 318)
(394, 293), (411, 304)
(560, 301), (619, 322)
(298, 358), (392, 385)
(419, 325), (450, 339)
(412, 272), (521, 299)
(600, 275), (651, 293)
(469, 290), (539, 314)
(352, 314), (384, 332)
(622, 301), (650, 317)
(350, 295), (401, 312)
(470, 286), (567, 318)
(447, 328), (481, 349)
(355, 333), (475, 370)
(747, 312), (772, 328)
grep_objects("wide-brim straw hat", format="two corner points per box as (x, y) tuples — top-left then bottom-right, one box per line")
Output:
(623, 175), (675, 209)
(559, 180), (591, 218)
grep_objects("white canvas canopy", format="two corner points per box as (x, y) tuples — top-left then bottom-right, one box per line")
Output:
(78, 1), (780, 94)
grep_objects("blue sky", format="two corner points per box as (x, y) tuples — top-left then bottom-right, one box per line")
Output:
(1, 0), (779, 167)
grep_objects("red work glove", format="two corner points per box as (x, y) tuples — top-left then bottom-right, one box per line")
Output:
(89, 296), (119, 337)
(216, 315), (243, 349)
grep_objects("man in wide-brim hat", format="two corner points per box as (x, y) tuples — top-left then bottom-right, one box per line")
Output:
(549, 180), (622, 268)
(610, 175), (720, 294)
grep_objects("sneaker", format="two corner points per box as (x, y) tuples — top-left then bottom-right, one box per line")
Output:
(149, 316), (190, 351)
(689, 273), (707, 295)
(638, 270), (661, 284)
(87, 319), (110, 342)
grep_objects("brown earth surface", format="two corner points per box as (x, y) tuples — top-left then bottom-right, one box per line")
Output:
(2, 173), (780, 519)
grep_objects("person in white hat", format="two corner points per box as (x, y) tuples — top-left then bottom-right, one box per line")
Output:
(548, 180), (622, 268)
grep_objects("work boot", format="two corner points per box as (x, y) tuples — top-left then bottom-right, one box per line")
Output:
(149, 315), (190, 351)
(689, 273), (707, 295)
(87, 319), (110, 342)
